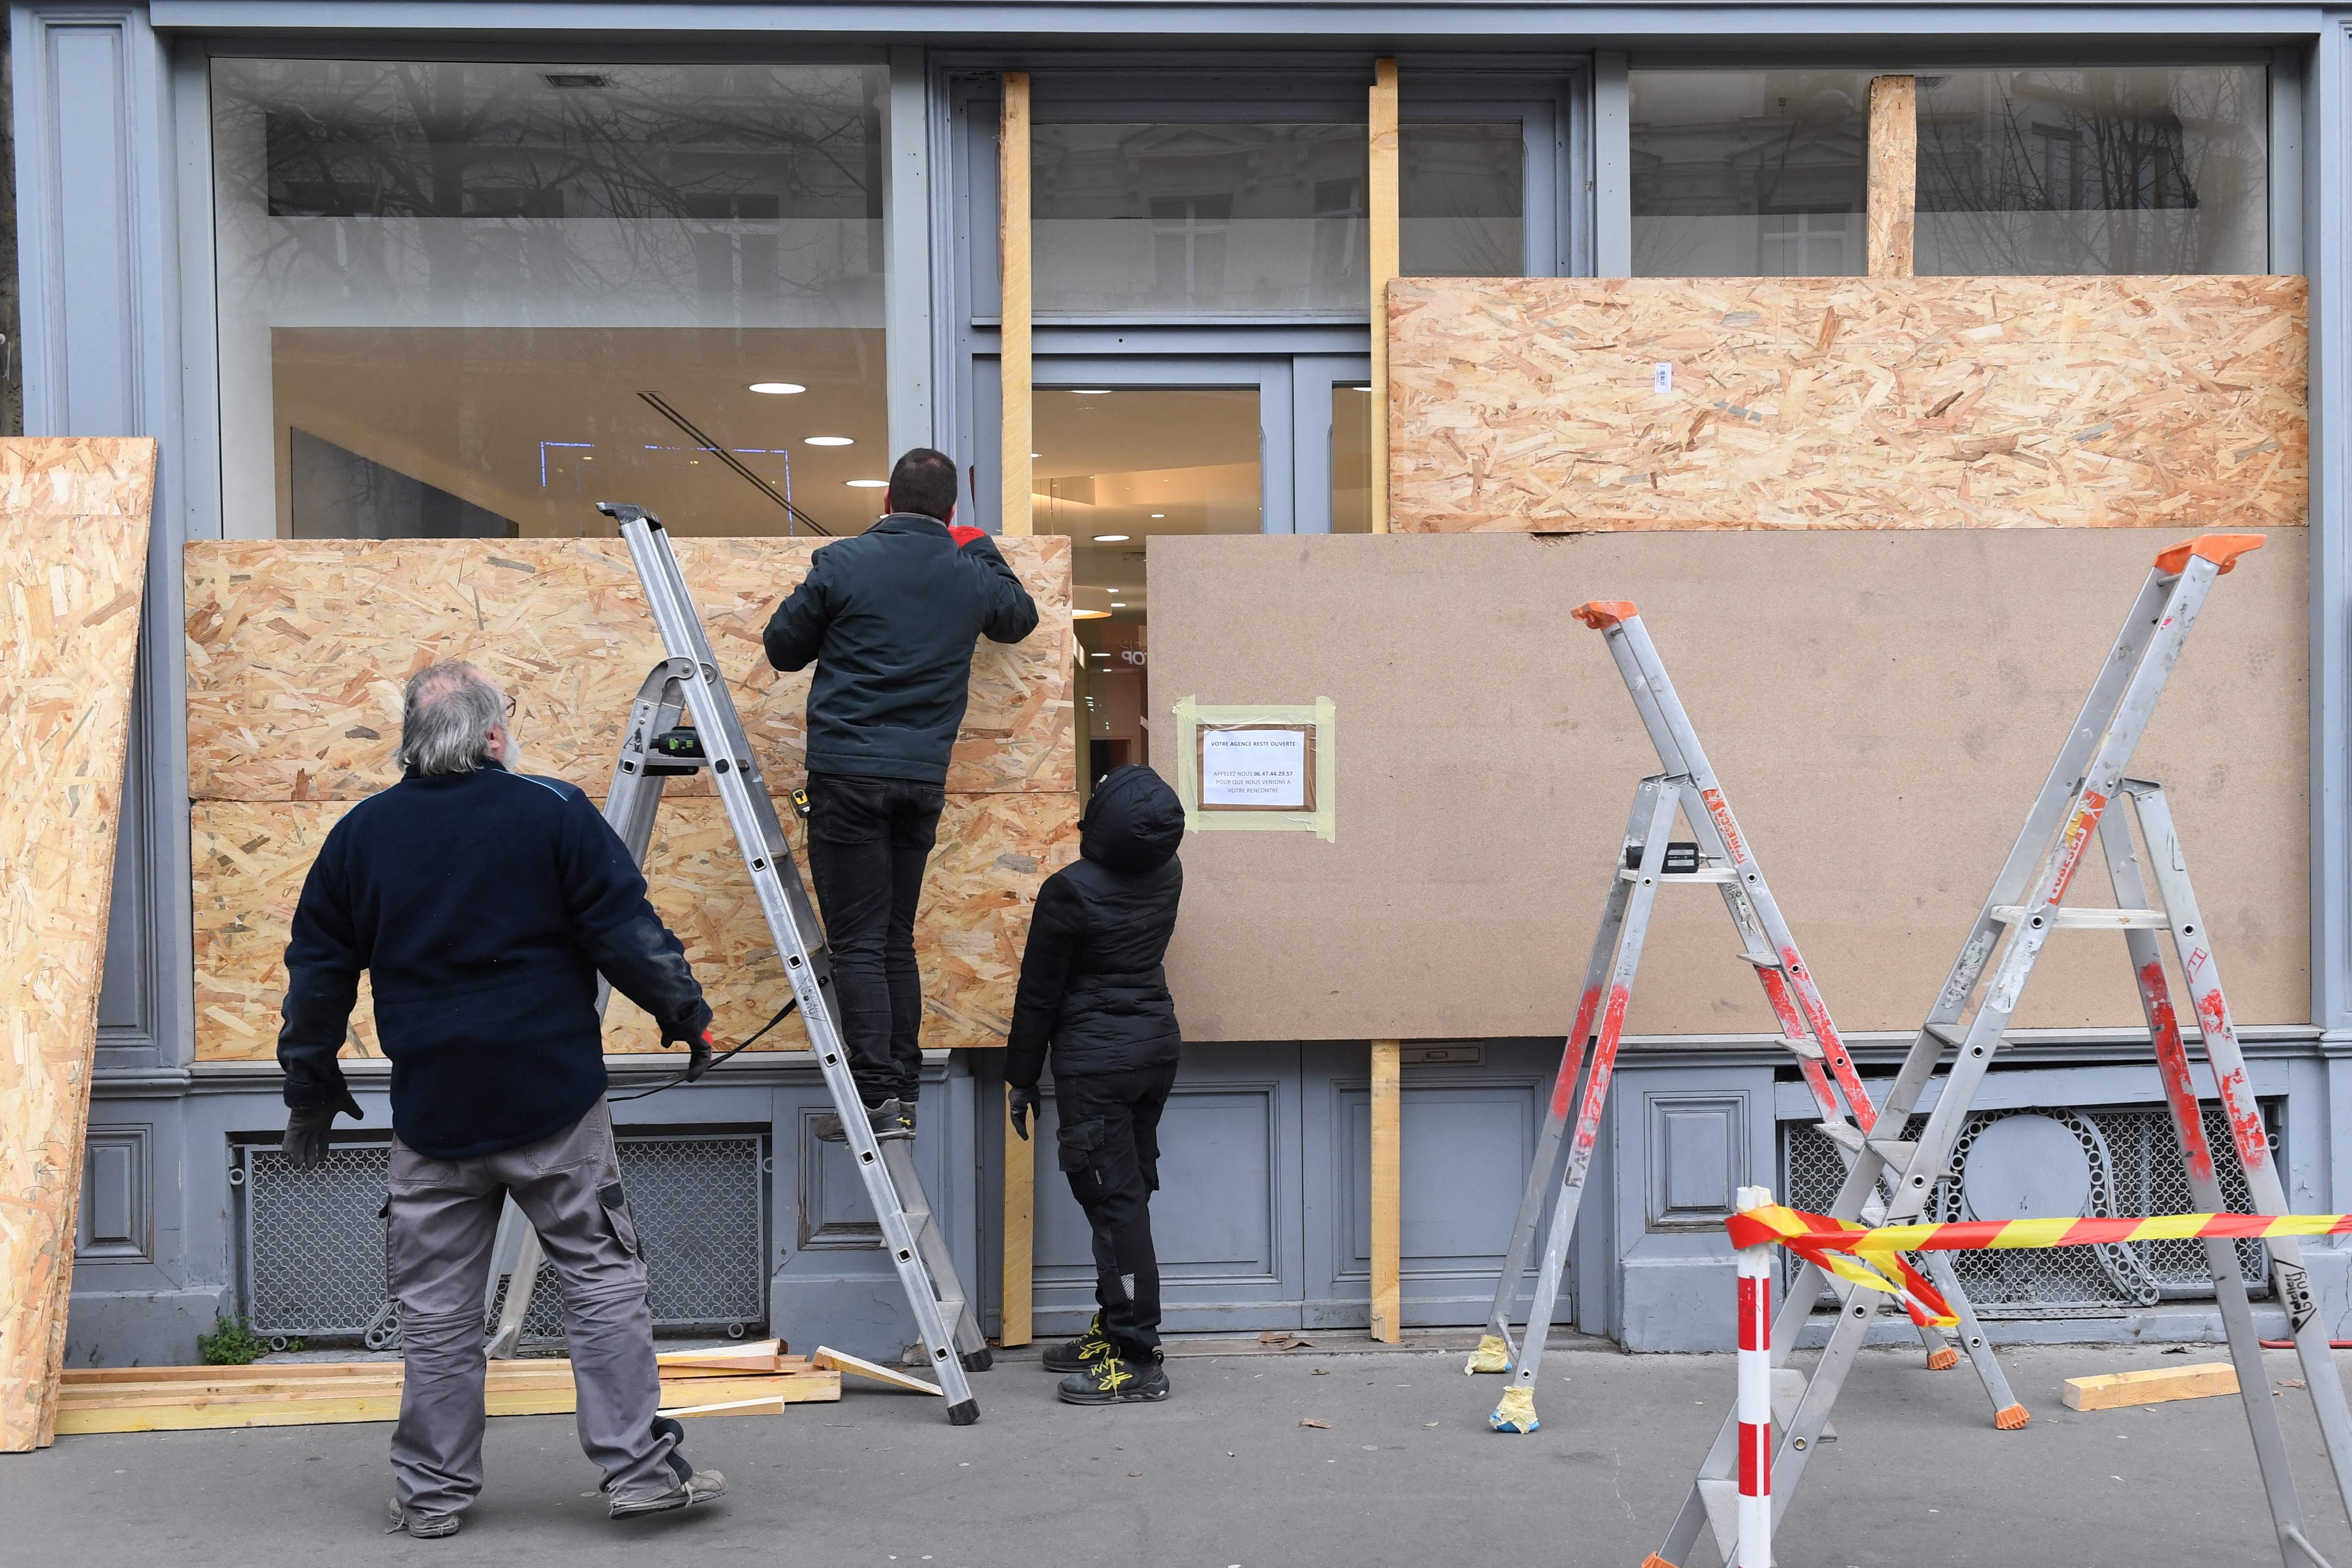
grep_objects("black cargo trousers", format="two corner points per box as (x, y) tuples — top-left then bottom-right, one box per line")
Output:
(1055, 1062), (1179, 1363)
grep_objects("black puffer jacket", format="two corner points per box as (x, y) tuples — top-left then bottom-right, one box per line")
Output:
(762, 513), (1038, 785)
(1005, 766), (1186, 1087)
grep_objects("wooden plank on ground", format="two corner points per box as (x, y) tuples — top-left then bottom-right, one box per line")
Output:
(1387, 275), (2308, 534)
(0, 437), (160, 1452)
(815, 1345), (945, 1394)
(1866, 74), (1917, 278)
(1001, 1090), (1034, 1348)
(2062, 1362), (2241, 1411)
(657, 1340), (785, 1375)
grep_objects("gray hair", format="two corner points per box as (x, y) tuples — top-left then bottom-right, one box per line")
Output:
(396, 660), (507, 776)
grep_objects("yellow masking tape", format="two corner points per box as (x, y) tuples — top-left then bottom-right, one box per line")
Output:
(1171, 696), (1337, 842)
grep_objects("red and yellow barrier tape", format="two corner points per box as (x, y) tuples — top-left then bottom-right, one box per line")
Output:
(1725, 1205), (2352, 1328)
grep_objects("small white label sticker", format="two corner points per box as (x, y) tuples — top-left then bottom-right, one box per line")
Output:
(1654, 362), (1673, 395)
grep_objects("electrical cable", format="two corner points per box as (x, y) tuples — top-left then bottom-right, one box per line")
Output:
(607, 995), (800, 1103)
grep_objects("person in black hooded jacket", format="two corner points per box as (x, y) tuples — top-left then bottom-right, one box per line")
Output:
(1005, 764), (1188, 1405)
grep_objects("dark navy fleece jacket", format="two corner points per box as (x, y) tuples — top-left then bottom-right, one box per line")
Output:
(276, 762), (709, 1160)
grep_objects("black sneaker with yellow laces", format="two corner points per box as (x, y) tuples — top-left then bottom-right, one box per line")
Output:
(1057, 1354), (1169, 1406)
(1041, 1314), (1116, 1375)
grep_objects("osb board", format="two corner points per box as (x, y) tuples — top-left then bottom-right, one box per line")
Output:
(1388, 275), (2307, 533)
(0, 437), (158, 1452)
(1149, 530), (2308, 1042)
(191, 791), (1078, 1059)
(184, 535), (1073, 800)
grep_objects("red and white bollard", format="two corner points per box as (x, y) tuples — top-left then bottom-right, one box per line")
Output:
(1735, 1184), (1774, 1568)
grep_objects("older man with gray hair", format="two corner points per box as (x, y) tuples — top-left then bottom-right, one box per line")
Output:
(276, 660), (726, 1537)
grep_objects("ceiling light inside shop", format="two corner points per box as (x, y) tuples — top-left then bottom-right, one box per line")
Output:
(1093, 533), (1130, 542)
(1071, 389), (1113, 396)
(1109, 602), (1127, 609)
(747, 381), (806, 395)
(1073, 586), (1113, 619)
(806, 435), (854, 446)
(846, 479), (888, 488)
(1149, 513), (1165, 518)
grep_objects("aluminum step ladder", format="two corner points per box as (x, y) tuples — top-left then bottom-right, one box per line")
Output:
(1647, 533), (2352, 1568)
(483, 502), (986, 1424)
(1470, 601), (2018, 1436)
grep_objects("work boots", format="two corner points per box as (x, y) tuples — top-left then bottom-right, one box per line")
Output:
(812, 1098), (915, 1143)
(1041, 1313), (1116, 1374)
(1057, 1354), (1170, 1406)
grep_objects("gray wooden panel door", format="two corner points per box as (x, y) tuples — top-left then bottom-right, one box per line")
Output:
(1030, 1044), (1305, 1335)
(1302, 1040), (1556, 1330)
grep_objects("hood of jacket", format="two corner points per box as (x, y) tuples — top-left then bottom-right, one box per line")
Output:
(1080, 764), (1185, 874)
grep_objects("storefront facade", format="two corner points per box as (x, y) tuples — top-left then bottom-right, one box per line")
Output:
(24, 0), (2352, 1366)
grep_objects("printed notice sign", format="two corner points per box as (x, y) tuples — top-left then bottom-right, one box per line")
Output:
(1198, 725), (1314, 811)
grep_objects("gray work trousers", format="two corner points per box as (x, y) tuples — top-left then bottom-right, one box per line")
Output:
(386, 1099), (685, 1517)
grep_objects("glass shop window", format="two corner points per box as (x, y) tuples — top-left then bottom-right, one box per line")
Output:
(1030, 121), (1370, 315)
(210, 59), (890, 540)
(1401, 122), (1527, 276)
(1631, 65), (2269, 278)
(1916, 68), (2267, 275)
(1631, 70), (1873, 277)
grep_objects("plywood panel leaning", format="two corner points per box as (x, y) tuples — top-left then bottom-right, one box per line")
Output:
(0, 437), (159, 1452)
(191, 790), (1078, 1058)
(184, 534), (1075, 801)
(1388, 275), (2307, 533)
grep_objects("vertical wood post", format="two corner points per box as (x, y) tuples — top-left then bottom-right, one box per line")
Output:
(997, 71), (1036, 1348)
(999, 73), (1033, 538)
(1866, 74), (1917, 279)
(1366, 58), (1404, 1345)
(1367, 58), (1399, 537)
(1370, 1039), (1403, 1342)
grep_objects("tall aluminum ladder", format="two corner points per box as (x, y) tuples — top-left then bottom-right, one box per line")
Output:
(483, 502), (986, 1424)
(1646, 533), (2352, 1568)
(1469, 601), (2018, 1436)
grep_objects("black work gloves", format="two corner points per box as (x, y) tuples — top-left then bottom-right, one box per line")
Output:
(282, 1090), (364, 1170)
(1007, 1084), (1040, 1141)
(663, 1001), (717, 1082)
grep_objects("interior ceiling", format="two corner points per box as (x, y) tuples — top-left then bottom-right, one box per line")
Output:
(1034, 387), (1261, 619)
(273, 326), (890, 538)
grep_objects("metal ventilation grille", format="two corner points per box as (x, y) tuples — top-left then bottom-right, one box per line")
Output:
(1783, 1101), (2275, 1317)
(241, 1132), (768, 1344)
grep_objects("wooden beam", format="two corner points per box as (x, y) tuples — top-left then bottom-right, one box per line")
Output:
(1001, 1090), (1036, 1346)
(996, 71), (1037, 1344)
(2062, 1361), (2240, 1411)
(1368, 1039), (1403, 1342)
(0, 438), (159, 1451)
(1367, 58), (1399, 537)
(999, 72), (1033, 539)
(814, 1344), (947, 1395)
(1866, 74), (1917, 278)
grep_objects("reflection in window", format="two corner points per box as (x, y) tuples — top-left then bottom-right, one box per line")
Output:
(1401, 122), (1526, 276)
(213, 60), (890, 540)
(1631, 70), (1870, 277)
(1031, 122), (1369, 314)
(1331, 384), (1373, 533)
(1917, 69), (2266, 275)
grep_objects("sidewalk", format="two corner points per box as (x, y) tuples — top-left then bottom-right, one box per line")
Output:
(6, 1338), (2346, 1567)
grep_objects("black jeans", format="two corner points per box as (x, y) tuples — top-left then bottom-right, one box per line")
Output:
(1055, 1062), (1178, 1362)
(804, 771), (945, 1107)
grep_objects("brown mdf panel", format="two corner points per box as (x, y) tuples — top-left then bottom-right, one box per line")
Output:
(1149, 531), (2307, 1043)
(191, 790), (1078, 1061)
(185, 534), (1075, 801)
(1388, 275), (2307, 534)
(0, 437), (158, 1451)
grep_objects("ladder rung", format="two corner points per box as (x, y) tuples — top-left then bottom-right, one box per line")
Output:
(1990, 904), (2166, 930)
(1814, 1120), (1867, 1154)
(1924, 1021), (1970, 1049)
(1617, 867), (1737, 884)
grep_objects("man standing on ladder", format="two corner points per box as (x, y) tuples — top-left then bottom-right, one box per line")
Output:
(763, 448), (1040, 1141)
(276, 661), (728, 1537)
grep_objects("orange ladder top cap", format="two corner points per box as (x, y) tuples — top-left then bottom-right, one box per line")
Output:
(2154, 533), (2266, 578)
(1573, 600), (1639, 630)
